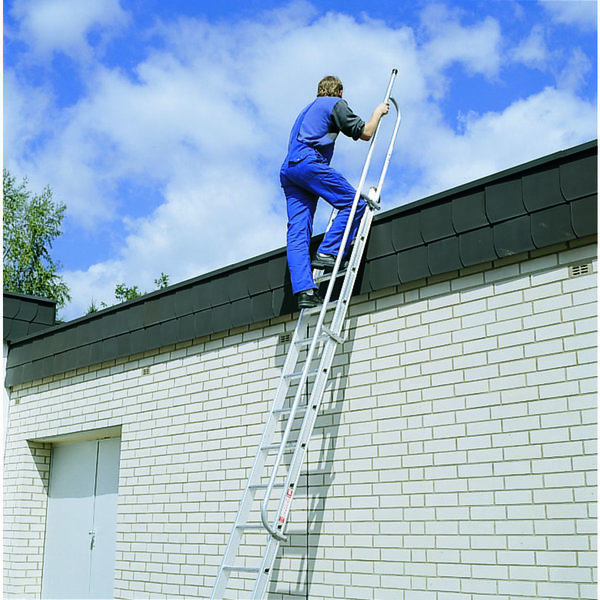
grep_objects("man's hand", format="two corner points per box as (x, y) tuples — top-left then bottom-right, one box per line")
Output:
(361, 101), (390, 140)
(377, 101), (390, 116)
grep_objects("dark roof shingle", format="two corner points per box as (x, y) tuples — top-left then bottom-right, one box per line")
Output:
(5, 140), (597, 387)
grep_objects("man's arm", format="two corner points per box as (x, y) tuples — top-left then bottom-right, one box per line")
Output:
(360, 102), (390, 141)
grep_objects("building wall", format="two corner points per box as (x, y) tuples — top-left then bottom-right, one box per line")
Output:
(4, 237), (597, 600)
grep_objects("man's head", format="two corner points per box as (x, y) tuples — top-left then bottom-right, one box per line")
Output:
(317, 76), (343, 98)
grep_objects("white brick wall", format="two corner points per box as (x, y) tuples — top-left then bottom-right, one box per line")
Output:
(4, 239), (597, 599)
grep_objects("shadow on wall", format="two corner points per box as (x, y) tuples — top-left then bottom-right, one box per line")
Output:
(28, 439), (52, 493)
(268, 316), (358, 598)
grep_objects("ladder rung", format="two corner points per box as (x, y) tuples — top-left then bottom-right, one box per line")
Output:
(261, 441), (296, 452)
(236, 523), (266, 530)
(223, 565), (260, 573)
(303, 300), (338, 315)
(295, 334), (326, 347)
(284, 368), (318, 381)
(322, 326), (344, 344)
(273, 404), (308, 416)
(314, 268), (347, 284)
(248, 483), (285, 490)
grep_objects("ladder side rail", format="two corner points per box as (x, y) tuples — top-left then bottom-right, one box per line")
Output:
(250, 207), (372, 597)
(254, 199), (384, 591)
(332, 68), (397, 251)
(371, 97), (402, 205)
(253, 209), (374, 593)
(327, 208), (374, 337)
(269, 335), (339, 537)
(270, 208), (378, 544)
(211, 401), (292, 597)
(307, 68), (399, 371)
(252, 336), (340, 599)
(210, 317), (308, 598)
(251, 532), (280, 599)
(259, 312), (325, 536)
(320, 69), (399, 252)
(259, 245), (348, 538)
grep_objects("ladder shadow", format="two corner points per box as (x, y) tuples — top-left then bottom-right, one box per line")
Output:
(268, 317), (358, 599)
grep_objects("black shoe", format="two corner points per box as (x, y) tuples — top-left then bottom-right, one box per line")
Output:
(312, 253), (336, 269)
(297, 289), (323, 309)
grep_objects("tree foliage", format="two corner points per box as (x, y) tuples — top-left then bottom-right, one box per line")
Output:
(86, 273), (170, 314)
(3, 169), (71, 308)
(154, 272), (169, 290)
(114, 282), (142, 303)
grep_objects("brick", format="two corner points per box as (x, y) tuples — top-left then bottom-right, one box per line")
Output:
(537, 582), (581, 598)
(542, 441), (584, 458)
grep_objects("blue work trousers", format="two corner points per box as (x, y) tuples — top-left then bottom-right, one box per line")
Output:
(280, 152), (366, 294)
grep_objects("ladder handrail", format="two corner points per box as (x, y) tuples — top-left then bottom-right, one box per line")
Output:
(259, 68), (400, 541)
(308, 69), (399, 332)
(329, 96), (401, 339)
(373, 96), (401, 203)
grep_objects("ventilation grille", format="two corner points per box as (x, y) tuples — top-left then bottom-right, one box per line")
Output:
(279, 333), (292, 344)
(569, 263), (592, 278)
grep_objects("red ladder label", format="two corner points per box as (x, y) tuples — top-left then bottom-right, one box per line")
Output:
(278, 487), (294, 525)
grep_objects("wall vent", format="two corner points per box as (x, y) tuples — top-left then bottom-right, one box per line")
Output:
(569, 263), (592, 278)
(279, 333), (292, 344)
(142, 366), (151, 376)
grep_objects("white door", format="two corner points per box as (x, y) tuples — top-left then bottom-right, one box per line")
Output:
(41, 437), (121, 599)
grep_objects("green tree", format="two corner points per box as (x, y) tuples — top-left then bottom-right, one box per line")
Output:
(114, 282), (142, 302)
(86, 273), (170, 314)
(3, 169), (71, 308)
(114, 271), (169, 302)
(154, 272), (169, 290)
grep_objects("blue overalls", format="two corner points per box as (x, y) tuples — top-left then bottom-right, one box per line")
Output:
(280, 97), (366, 294)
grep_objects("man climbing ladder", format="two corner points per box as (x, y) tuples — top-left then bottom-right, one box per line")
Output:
(281, 75), (390, 309)
(211, 69), (400, 600)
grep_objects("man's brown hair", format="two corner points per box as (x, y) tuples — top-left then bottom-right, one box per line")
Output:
(317, 75), (343, 97)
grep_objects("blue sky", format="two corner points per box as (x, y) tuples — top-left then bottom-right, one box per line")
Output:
(4, 0), (597, 321)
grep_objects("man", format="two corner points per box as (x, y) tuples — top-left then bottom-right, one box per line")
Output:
(280, 75), (390, 309)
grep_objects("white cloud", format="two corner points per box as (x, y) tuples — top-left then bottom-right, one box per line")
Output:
(512, 25), (551, 69)
(419, 4), (502, 85)
(5, 2), (597, 320)
(405, 86), (597, 199)
(9, 0), (128, 58)
(65, 165), (287, 315)
(557, 47), (593, 92)
(55, 11), (420, 317)
(539, 0), (597, 31)
(510, 20), (594, 93)
(3, 69), (56, 166)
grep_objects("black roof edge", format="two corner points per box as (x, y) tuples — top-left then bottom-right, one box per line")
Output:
(376, 139), (597, 220)
(4, 241), (290, 346)
(5, 138), (597, 348)
(3, 290), (58, 306)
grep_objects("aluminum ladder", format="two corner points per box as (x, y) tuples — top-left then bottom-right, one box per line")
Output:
(211, 68), (401, 600)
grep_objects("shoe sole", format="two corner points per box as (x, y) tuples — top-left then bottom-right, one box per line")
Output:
(298, 302), (323, 309)
(312, 259), (335, 270)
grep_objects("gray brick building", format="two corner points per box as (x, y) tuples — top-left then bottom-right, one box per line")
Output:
(4, 141), (597, 599)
